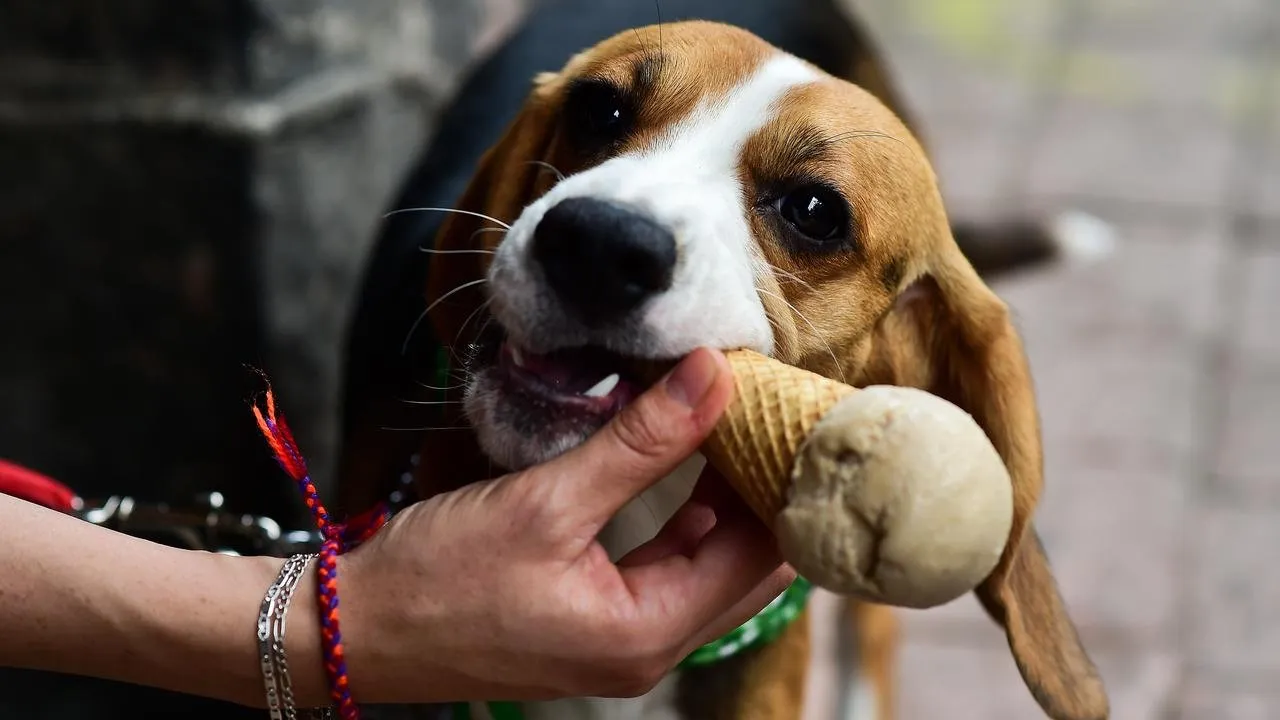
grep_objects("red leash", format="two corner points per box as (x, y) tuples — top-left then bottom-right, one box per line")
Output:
(0, 459), (78, 514)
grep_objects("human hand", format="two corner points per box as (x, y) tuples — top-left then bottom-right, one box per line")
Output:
(339, 347), (795, 705)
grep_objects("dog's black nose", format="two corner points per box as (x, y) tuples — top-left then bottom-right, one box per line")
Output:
(532, 197), (677, 326)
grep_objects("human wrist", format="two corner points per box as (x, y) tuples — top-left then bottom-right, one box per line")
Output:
(138, 549), (337, 711)
(330, 547), (479, 706)
(263, 553), (330, 712)
(326, 550), (399, 704)
(275, 550), (405, 709)
(108, 547), (283, 707)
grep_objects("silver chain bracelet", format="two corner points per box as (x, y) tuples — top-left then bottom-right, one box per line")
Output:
(257, 553), (326, 719)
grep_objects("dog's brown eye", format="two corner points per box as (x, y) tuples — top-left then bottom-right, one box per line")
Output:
(777, 185), (849, 247)
(563, 79), (633, 154)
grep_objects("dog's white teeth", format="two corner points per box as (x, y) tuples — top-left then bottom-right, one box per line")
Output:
(582, 373), (620, 398)
(510, 345), (526, 367)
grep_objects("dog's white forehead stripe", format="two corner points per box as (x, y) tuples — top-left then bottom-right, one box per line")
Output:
(616, 52), (819, 356)
(644, 52), (819, 161)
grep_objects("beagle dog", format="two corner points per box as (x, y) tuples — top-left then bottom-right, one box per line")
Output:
(336, 2), (1111, 719)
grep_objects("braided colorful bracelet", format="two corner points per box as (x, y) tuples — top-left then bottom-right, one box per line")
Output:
(253, 381), (390, 720)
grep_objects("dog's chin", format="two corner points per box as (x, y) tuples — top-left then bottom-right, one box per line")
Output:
(462, 337), (668, 472)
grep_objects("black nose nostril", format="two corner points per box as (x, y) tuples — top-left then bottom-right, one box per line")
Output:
(531, 197), (677, 326)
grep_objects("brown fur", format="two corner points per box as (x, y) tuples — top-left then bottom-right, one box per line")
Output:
(350, 20), (1108, 720)
(849, 602), (897, 720)
(676, 611), (812, 720)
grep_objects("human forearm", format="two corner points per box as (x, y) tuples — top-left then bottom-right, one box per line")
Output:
(0, 494), (329, 707)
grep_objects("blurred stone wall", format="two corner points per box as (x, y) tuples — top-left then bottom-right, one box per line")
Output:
(0, 2), (525, 718)
(0, 0), (527, 524)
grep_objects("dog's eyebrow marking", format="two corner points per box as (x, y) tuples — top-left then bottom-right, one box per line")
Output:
(787, 125), (844, 165)
(631, 52), (664, 100)
(746, 124), (847, 184)
(569, 52), (665, 126)
(764, 125), (904, 178)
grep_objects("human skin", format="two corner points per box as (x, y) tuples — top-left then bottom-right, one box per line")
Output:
(0, 348), (794, 708)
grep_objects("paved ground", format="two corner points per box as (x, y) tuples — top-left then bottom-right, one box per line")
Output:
(838, 0), (1280, 716)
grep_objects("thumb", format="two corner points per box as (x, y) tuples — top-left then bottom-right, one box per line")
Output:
(527, 347), (735, 536)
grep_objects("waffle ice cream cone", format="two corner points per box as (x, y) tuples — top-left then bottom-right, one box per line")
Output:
(702, 350), (853, 526)
(701, 348), (1014, 609)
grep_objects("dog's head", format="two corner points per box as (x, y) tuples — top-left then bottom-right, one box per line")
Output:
(422, 21), (1106, 720)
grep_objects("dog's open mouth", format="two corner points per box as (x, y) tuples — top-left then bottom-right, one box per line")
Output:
(462, 322), (682, 469)
(496, 339), (654, 417)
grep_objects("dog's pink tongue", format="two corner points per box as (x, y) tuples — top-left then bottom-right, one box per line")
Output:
(519, 349), (581, 391)
(505, 341), (638, 402)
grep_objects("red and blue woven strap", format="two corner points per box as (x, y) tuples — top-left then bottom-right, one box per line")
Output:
(252, 381), (391, 720)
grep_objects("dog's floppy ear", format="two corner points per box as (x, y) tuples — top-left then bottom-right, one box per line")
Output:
(885, 251), (1109, 720)
(425, 71), (564, 344)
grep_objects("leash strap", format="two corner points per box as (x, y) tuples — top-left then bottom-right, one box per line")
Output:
(0, 459), (79, 513)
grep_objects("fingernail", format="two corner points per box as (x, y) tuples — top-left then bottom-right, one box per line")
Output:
(665, 348), (720, 408)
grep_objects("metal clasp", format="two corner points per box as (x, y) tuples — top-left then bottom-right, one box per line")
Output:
(75, 491), (322, 556)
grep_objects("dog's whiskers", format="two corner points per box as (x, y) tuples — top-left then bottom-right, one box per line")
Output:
(414, 367), (474, 391)
(385, 206), (511, 230)
(434, 300), (496, 377)
(467, 227), (508, 247)
(762, 313), (786, 335)
(757, 288), (847, 383)
(399, 398), (464, 406)
(413, 381), (467, 392)
(411, 360), (472, 390)
(654, 0), (664, 53)
(818, 129), (906, 150)
(455, 299), (494, 348)
(765, 262), (817, 293)
(525, 160), (566, 182)
(418, 246), (497, 256)
(401, 277), (489, 355)
(760, 313), (792, 356)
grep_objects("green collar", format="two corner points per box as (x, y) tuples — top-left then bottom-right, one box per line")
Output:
(450, 577), (812, 720)
(676, 575), (812, 669)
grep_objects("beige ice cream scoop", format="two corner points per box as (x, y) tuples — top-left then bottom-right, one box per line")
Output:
(700, 349), (1014, 609)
